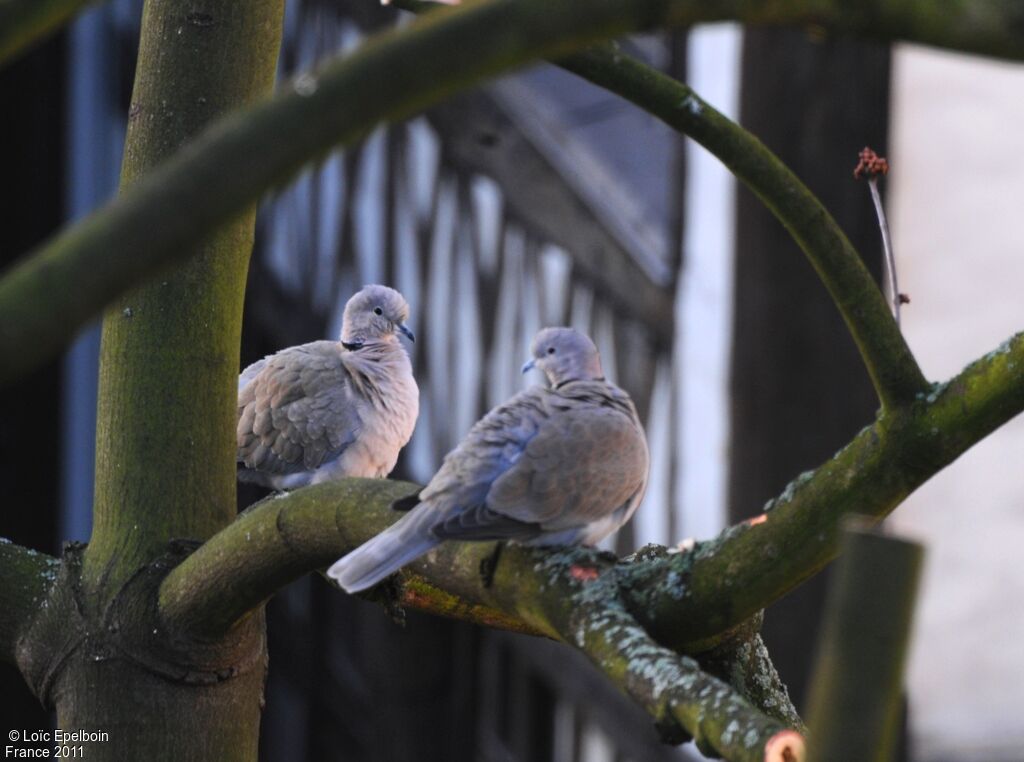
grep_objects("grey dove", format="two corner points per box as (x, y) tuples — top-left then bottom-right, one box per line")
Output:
(237, 285), (419, 490)
(328, 327), (649, 593)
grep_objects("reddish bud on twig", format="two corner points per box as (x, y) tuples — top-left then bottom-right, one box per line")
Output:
(855, 146), (903, 326)
(853, 146), (889, 179)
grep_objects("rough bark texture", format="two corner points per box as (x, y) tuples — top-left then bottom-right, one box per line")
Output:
(11, 3), (286, 760)
(0, 541), (57, 664)
(730, 28), (890, 709)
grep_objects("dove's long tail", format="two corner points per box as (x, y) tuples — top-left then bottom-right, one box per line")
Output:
(327, 506), (440, 593)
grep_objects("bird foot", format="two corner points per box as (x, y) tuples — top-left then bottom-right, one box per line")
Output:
(378, 577), (407, 627)
(479, 542), (505, 588)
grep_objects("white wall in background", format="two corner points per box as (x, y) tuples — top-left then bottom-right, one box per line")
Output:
(676, 24), (742, 542)
(889, 45), (1024, 762)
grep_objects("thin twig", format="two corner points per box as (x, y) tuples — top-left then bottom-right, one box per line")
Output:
(855, 147), (902, 326)
(868, 178), (900, 325)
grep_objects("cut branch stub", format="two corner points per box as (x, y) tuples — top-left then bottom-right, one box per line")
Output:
(805, 519), (923, 762)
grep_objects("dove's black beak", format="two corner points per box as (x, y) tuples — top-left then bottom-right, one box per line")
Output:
(397, 323), (415, 342)
(521, 359), (536, 374)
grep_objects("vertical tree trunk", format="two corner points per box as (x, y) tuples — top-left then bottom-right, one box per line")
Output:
(18, 3), (284, 759)
(86, 0), (283, 590)
(729, 28), (890, 711)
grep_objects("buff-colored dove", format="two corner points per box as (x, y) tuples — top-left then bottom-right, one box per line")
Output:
(328, 327), (649, 593)
(237, 285), (419, 489)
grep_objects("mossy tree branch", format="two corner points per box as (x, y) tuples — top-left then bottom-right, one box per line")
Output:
(0, 539), (58, 665)
(160, 332), (1024, 651)
(159, 483), (804, 761)
(694, 617), (806, 733)
(630, 333), (1023, 651)
(5, 0), (1024, 76)
(3, 0), (1024, 387)
(156, 333), (1021, 758)
(565, 590), (805, 762)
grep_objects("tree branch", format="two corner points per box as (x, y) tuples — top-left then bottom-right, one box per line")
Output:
(626, 330), (1024, 651)
(4, 0), (1023, 387)
(158, 479), (546, 638)
(566, 592), (805, 762)
(161, 331), (1024, 651)
(555, 44), (928, 408)
(159, 483), (803, 761)
(0, 538), (59, 664)
(0, 0), (97, 66)
(82, 0), (284, 599)
(0, 0), (683, 386)
(5, 0), (1024, 76)
(693, 615), (806, 733)
(159, 331), (1021, 750)
(394, 0), (925, 405)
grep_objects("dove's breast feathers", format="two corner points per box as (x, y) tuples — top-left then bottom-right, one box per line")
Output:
(236, 340), (418, 488)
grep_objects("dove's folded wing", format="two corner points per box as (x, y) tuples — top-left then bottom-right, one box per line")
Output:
(487, 385), (648, 531)
(237, 341), (362, 476)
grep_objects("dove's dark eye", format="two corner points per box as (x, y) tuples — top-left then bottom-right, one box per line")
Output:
(374, 307), (383, 316)
(547, 347), (556, 355)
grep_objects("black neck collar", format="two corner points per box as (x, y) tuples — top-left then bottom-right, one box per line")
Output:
(554, 376), (604, 390)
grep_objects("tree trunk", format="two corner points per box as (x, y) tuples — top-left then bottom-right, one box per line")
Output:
(15, 3), (283, 759)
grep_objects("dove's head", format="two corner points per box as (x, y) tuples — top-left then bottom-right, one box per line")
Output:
(340, 285), (414, 348)
(523, 327), (604, 387)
